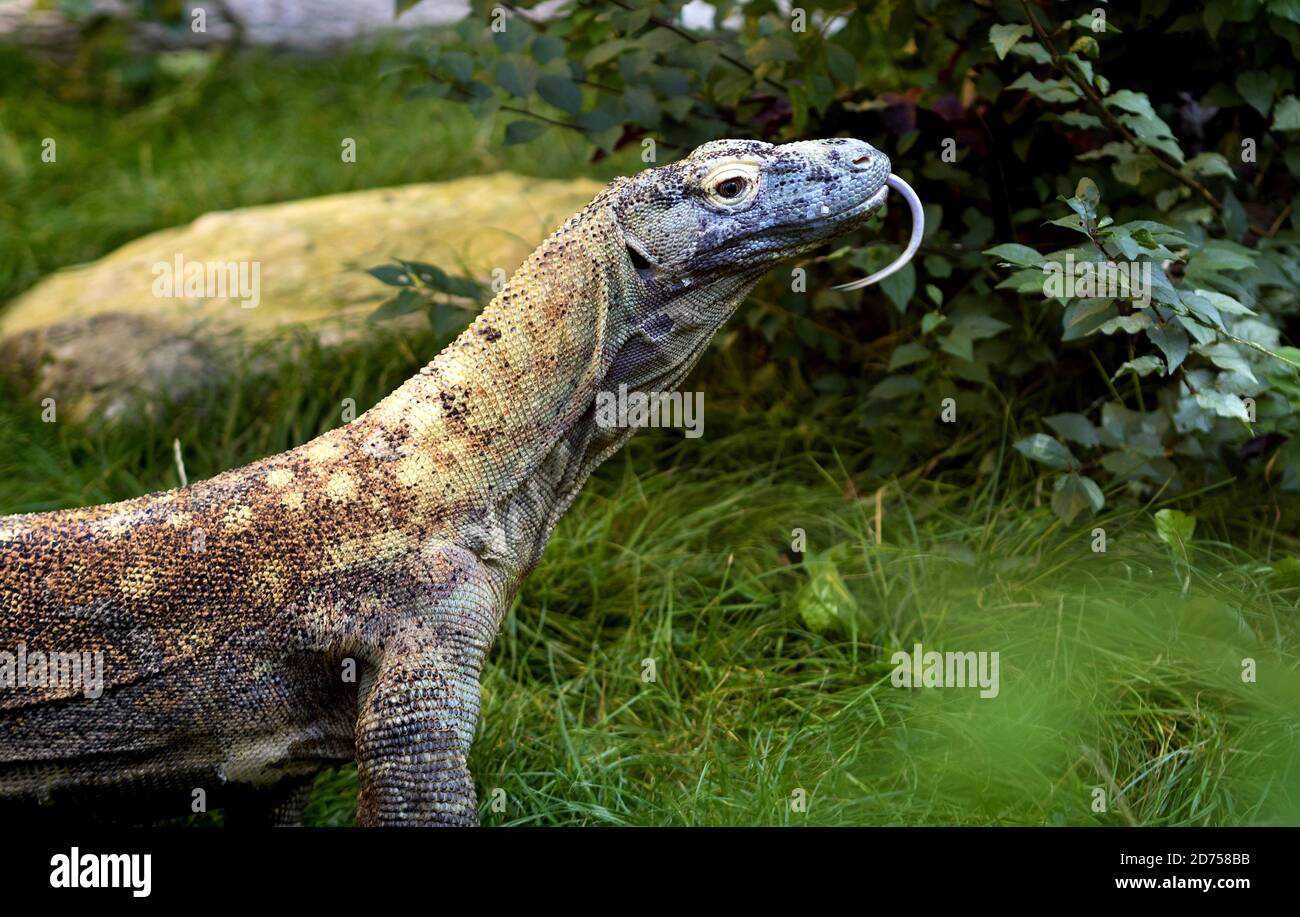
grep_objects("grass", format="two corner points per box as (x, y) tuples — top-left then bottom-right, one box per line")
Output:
(439, 425), (1300, 826)
(3, 327), (1297, 827)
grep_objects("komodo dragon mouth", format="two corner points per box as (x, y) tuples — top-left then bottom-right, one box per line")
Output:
(834, 174), (926, 291)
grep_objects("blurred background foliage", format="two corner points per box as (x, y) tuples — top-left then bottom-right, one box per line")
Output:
(381, 0), (1300, 524)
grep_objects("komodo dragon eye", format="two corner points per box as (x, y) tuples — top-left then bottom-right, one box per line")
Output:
(715, 177), (746, 198)
(701, 160), (761, 208)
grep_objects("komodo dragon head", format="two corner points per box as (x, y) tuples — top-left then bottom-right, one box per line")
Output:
(590, 137), (920, 399)
(614, 137), (896, 278)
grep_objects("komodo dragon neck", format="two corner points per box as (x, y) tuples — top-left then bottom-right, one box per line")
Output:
(0, 138), (908, 825)
(357, 194), (763, 581)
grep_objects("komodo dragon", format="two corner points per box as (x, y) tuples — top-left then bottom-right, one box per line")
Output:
(0, 138), (921, 826)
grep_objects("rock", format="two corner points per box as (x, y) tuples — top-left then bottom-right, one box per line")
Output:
(0, 313), (220, 423)
(0, 173), (603, 422)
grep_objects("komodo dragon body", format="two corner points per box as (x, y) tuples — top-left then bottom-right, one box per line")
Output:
(1, 138), (899, 825)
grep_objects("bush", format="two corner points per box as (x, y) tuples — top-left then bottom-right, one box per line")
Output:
(389, 0), (1300, 522)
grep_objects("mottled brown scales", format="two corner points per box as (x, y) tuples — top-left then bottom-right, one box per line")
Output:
(0, 138), (894, 825)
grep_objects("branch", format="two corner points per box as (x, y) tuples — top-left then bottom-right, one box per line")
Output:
(1019, 1), (1223, 214)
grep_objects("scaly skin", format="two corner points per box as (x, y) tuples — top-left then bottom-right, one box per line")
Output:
(0, 138), (893, 825)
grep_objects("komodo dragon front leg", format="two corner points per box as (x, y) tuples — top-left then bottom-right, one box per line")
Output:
(1, 138), (921, 825)
(354, 556), (500, 826)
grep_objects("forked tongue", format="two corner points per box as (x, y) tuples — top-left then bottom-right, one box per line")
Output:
(834, 174), (924, 291)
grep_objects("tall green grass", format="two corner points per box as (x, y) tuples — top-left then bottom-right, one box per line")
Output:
(2, 328), (1295, 827)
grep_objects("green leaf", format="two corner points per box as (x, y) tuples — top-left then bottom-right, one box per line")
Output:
(369, 288), (426, 322)
(1271, 556), (1300, 586)
(1069, 35), (1100, 58)
(428, 303), (474, 338)
(1007, 73), (1081, 103)
(939, 329), (974, 362)
(1154, 509), (1196, 550)
(1014, 434), (1078, 470)
(807, 72), (835, 115)
(1052, 472), (1104, 523)
(584, 38), (633, 68)
(888, 342), (930, 370)
(989, 24), (1033, 59)
(398, 260), (482, 300)
(1183, 152), (1235, 179)
(537, 74), (582, 113)
(439, 50), (473, 82)
(1045, 413), (1100, 448)
(1271, 95), (1300, 131)
(1105, 89), (1159, 119)
(575, 108), (618, 132)
(639, 27), (683, 53)
(953, 313), (1011, 340)
(492, 20), (532, 54)
(1107, 90), (1184, 162)
(504, 120), (548, 145)
(1009, 41), (1050, 65)
(923, 254), (952, 278)
(1113, 355), (1164, 378)
(366, 265), (412, 287)
(996, 268), (1047, 294)
(1181, 291), (1225, 329)
(796, 556), (858, 635)
(984, 242), (1046, 267)
(1235, 70), (1277, 116)
(532, 34), (566, 65)
(1194, 389), (1251, 421)
(1062, 299), (1117, 339)
(1075, 177), (1100, 218)
(1097, 312), (1152, 335)
(623, 86), (661, 127)
(1193, 288), (1255, 316)
(1200, 341), (1258, 381)
(662, 95), (695, 121)
(494, 57), (538, 98)
(746, 35), (800, 64)
(610, 7), (651, 32)
(824, 43), (857, 86)
(1059, 111), (1103, 129)
(880, 262), (916, 312)
(1190, 240), (1255, 272)
(867, 375), (923, 400)
(921, 312), (945, 334)
(1146, 322), (1190, 373)
(397, 260), (448, 288)
(467, 90), (501, 120)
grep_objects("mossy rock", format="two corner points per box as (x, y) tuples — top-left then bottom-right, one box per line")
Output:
(0, 173), (602, 422)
